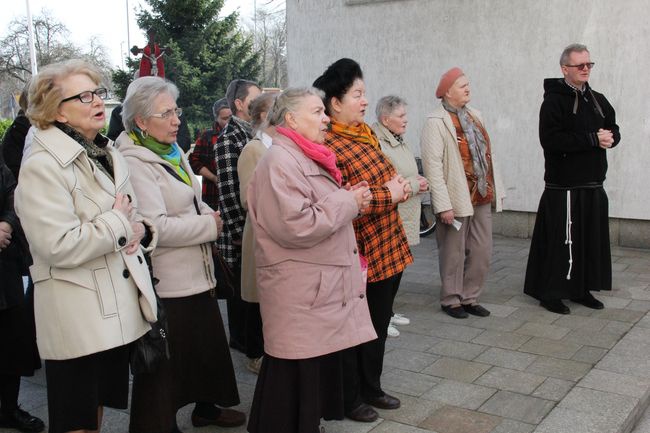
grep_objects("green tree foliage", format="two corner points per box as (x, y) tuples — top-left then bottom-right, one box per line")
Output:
(113, 0), (261, 129)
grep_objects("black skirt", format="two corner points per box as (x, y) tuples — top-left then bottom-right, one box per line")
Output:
(524, 186), (611, 301)
(247, 351), (345, 433)
(129, 291), (240, 433)
(45, 344), (130, 433)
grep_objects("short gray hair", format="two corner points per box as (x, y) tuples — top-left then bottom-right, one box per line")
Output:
(122, 76), (179, 132)
(212, 97), (229, 119)
(268, 87), (325, 127)
(560, 43), (589, 66)
(375, 95), (407, 120)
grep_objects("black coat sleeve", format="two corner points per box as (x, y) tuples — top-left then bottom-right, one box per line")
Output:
(539, 96), (597, 154)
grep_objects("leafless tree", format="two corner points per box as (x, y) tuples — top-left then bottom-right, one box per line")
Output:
(0, 10), (113, 118)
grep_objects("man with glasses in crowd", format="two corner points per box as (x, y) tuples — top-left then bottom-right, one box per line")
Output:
(524, 43), (620, 314)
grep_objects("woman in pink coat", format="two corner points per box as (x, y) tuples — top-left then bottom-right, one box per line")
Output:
(246, 87), (377, 433)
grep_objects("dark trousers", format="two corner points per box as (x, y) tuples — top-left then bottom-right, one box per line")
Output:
(0, 375), (20, 414)
(226, 262), (264, 358)
(226, 262), (247, 350)
(342, 273), (402, 411)
(390, 273), (403, 317)
(245, 302), (264, 359)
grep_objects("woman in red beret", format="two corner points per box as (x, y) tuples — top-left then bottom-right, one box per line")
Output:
(420, 67), (505, 319)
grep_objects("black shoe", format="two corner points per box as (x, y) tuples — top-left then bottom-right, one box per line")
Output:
(540, 299), (570, 315)
(0, 408), (45, 433)
(442, 304), (469, 319)
(345, 403), (378, 422)
(571, 292), (604, 310)
(462, 304), (491, 317)
(365, 393), (401, 410)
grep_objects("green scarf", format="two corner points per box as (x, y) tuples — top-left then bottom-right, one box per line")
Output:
(129, 129), (191, 185)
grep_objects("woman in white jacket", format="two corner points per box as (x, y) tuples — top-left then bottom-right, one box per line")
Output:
(15, 59), (158, 433)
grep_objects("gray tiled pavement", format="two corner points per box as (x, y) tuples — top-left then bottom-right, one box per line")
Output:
(4, 234), (650, 433)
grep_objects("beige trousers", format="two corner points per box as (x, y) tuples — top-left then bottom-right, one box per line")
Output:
(436, 203), (492, 306)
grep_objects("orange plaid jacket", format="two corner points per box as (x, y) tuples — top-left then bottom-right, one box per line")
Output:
(324, 130), (413, 283)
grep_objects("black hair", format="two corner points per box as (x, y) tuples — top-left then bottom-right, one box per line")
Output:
(312, 58), (363, 115)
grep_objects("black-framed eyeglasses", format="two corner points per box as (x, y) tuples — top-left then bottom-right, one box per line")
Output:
(563, 62), (595, 71)
(150, 107), (183, 120)
(60, 88), (108, 104)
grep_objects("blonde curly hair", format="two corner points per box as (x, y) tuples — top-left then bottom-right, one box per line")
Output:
(27, 59), (103, 130)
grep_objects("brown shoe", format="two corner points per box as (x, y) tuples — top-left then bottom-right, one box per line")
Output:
(345, 403), (378, 422)
(191, 408), (246, 428)
(365, 393), (401, 410)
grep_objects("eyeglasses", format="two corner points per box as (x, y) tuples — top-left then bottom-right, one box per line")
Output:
(60, 88), (108, 104)
(563, 62), (595, 71)
(149, 107), (183, 120)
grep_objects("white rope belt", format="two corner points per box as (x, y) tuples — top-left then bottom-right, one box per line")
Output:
(564, 190), (573, 280)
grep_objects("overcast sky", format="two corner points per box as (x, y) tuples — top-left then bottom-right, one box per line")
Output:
(1, 0), (284, 69)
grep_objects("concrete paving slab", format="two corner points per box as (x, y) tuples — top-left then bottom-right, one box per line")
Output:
(474, 347), (538, 371)
(571, 345), (609, 364)
(374, 392), (445, 427)
(384, 348), (440, 373)
(526, 356), (592, 382)
(382, 368), (441, 397)
(479, 390), (555, 424)
(475, 367), (547, 395)
(419, 405), (501, 433)
(491, 419), (535, 433)
(471, 330), (531, 350)
(558, 386), (638, 424)
(422, 357), (491, 383)
(531, 377), (575, 401)
(534, 407), (620, 433)
(515, 322), (571, 340)
(427, 340), (488, 361)
(368, 420), (438, 433)
(421, 379), (497, 410)
(579, 369), (650, 399)
(518, 337), (582, 359)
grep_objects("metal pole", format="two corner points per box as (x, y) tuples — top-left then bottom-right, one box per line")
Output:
(25, 0), (38, 74)
(126, 0), (131, 57)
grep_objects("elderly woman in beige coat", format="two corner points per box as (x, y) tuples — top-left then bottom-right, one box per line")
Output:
(420, 67), (505, 320)
(116, 76), (245, 432)
(372, 95), (428, 338)
(237, 92), (277, 374)
(14, 59), (158, 433)
(246, 87), (377, 433)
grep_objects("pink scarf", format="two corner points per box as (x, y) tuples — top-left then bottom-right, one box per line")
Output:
(276, 126), (342, 185)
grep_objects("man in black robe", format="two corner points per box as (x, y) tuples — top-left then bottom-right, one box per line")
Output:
(524, 43), (620, 315)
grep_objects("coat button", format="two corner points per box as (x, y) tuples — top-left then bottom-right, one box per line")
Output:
(342, 301), (347, 307)
(359, 293), (365, 299)
(118, 237), (127, 246)
(138, 256), (143, 264)
(122, 269), (130, 278)
(353, 248), (358, 254)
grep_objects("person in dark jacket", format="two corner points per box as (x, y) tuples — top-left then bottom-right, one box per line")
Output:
(0, 153), (44, 433)
(524, 43), (620, 315)
(1, 84), (31, 181)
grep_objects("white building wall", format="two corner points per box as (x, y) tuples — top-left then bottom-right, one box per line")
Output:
(286, 0), (650, 220)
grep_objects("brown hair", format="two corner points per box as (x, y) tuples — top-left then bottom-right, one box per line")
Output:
(27, 59), (103, 130)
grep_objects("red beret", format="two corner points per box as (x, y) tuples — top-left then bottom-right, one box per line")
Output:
(435, 67), (465, 99)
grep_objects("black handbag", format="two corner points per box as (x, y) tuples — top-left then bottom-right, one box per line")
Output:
(130, 260), (170, 374)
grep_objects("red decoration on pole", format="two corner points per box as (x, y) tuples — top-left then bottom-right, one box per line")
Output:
(130, 28), (171, 78)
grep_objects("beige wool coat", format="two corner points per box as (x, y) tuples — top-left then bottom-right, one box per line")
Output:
(372, 122), (422, 245)
(238, 136), (270, 303)
(248, 133), (377, 360)
(420, 104), (505, 217)
(116, 132), (218, 298)
(15, 127), (158, 360)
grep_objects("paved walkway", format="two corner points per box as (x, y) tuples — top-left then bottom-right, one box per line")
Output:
(5, 234), (650, 433)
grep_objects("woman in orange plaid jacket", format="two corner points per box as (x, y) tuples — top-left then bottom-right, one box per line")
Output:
(314, 58), (413, 423)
